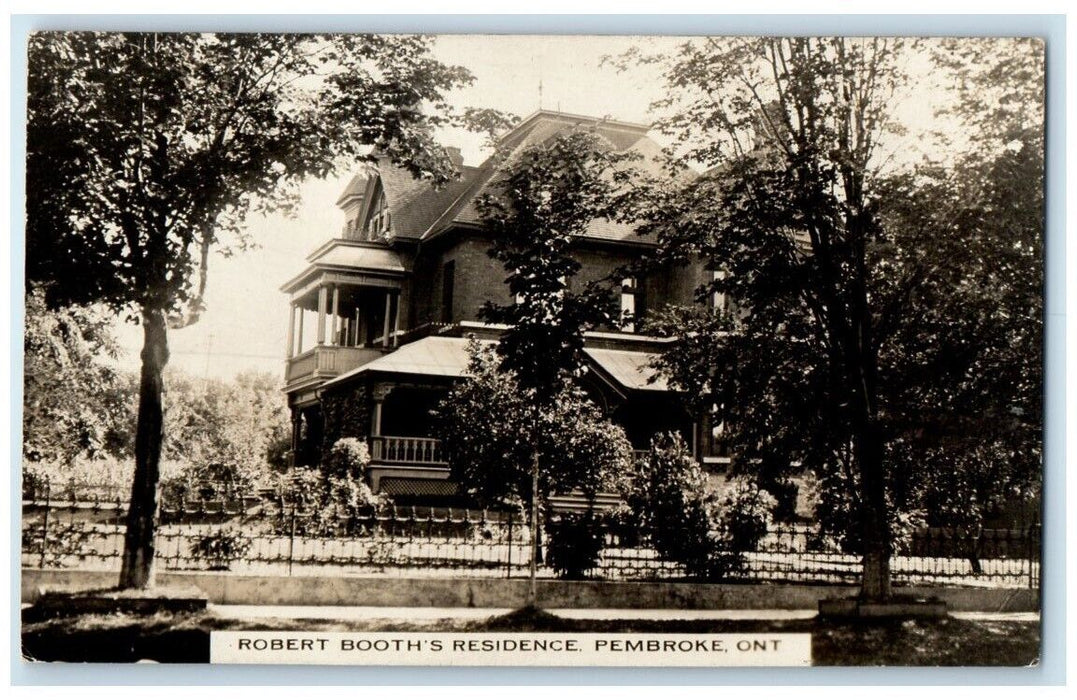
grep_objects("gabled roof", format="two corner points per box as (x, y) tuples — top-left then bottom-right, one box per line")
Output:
(335, 172), (370, 208)
(346, 110), (675, 247)
(419, 111), (670, 243)
(376, 162), (477, 239)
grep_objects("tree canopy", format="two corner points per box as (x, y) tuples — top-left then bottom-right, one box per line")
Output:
(626, 37), (1044, 599)
(25, 32), (483, 588)
(23, 286), (131, 466)
(478, 129), (634, 398)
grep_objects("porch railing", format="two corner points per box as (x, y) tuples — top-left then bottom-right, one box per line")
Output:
(370, 436), (448, 465)
(285, 345), (382, 385)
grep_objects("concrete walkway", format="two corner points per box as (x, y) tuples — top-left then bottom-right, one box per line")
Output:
(209, 605), (1038, 623)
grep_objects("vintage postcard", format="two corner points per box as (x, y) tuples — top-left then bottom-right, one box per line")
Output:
(19, 29), (1045, 671)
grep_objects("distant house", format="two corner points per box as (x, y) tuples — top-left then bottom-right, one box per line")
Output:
(281, 110), (726, 505)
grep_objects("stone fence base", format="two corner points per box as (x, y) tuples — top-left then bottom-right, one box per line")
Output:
(20, 568), (1039, 613)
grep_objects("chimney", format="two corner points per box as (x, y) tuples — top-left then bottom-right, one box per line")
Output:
(445, 146), (464, 169)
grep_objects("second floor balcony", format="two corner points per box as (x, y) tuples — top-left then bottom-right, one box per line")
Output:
(284, 344), (385, 390)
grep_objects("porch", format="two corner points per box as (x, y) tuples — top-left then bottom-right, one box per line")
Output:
(281, 239), (408, 392)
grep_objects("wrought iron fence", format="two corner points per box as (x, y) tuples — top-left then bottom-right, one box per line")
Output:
(21, 478), (1040, 589)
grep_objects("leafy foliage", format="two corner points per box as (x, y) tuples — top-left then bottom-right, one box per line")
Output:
(23, 286), (133, 465)
(274, 439), (384, 537)
(189, 528), (253, 570)
(478, 129), (634, 397)
(22, 521), (97, 569)
(625, 434), (774, 580)
(626, 37), (1043, 597)
(435, 342), (633, 508)
(546, 512), (606, 580)
(162, 370), (290, 472)
(321, 438), (371, 480)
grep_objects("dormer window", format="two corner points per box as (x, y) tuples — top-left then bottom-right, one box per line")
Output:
(365, 191), (391, 240)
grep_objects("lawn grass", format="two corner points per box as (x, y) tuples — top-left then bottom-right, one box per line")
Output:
(21, 606), (1040, 667)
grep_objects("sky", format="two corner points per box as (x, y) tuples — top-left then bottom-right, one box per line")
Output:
(109, 35), (683, 380)
(106, 35), (972, 381)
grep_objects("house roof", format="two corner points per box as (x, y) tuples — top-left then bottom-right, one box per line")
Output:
(375, 162), (479, 239)
(323, 336), (484, 387)
(322, 334), (668, 394)
(419, 112), (670, 243)
(280, 241), (406, 294)
(584, 347), (669, 392)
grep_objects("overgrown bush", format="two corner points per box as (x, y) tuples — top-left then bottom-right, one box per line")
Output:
(626, 433), (775, 581)
(189, 528), (253, 570)
(159, 460), (258, 509)
(273, 439), (386, 536)
(22, 521), (96, 568)
(321, 437), (370, 480)
(546, 511), (605, 579)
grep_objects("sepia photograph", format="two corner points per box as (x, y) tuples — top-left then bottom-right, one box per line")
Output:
(17, 26), (1047, 671)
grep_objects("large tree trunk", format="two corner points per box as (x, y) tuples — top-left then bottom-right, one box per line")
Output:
(526, 448), (539, 608)
(856, 424), (892, 602)
(119, 308), (170, 589)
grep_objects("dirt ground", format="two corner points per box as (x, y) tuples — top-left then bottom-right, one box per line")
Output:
(21, 606), (1040, 667)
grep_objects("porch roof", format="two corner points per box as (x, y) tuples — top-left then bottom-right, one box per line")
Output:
(583, 347), (669, 392)
(281, 240), (407, 294)
(323, 335), (487, 387)
(323, 334), (669, 394)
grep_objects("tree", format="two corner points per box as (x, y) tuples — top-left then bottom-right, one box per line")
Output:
(872, 39), (1044, 537)
(23, 286), (132, 466)
(626, 37), (1043, 601)
(437, 343), (632, 506)
(436, 343), (633, 581)
(161, 370), (291, 477)
(478, 129), (633, 394)
(26, 32), (481, 588)
(441, 129), (635, 598)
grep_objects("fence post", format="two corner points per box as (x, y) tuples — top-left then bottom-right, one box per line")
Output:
(287, 504), (297, 577)
(1028, 524), (1037, 590)
(506, 510), (513, 579)
(38, 478), (52, 568)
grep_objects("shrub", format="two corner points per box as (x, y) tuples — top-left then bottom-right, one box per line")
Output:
(22, 521), (96, 568)
(707, 480), (776, 577)
(627, 433), (776, 581)
(189, 528), (253, 570)
(322, 437), (370, 480)
(273, 453), (387, 537)
(159, 460), (257, 510)
(546, 511), (605, 579)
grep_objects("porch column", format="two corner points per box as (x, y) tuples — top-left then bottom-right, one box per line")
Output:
(316, 285), (328, 345)
(330, 284), (340, 346)
(372, 384), (392, 436)
(286, 304), (297, 358)
(354, 308), (362, 347)
(296, 307), (304, 352)
(381, 289), (392, 348)
(290, 409), (302, 467)
(391, 290), (402, 348)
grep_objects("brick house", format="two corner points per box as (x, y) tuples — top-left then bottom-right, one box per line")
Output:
(281, 110), (726, 505)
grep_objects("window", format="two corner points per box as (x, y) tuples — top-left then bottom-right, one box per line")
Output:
(365, 191), (391, 240)
(711, 270), (730, 313)
(620, 277), (637, 332)
(441, 261), (455, 323)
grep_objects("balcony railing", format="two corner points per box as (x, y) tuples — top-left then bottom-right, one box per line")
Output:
(370, 436), (448, 465)
(285, 345), (383, 386)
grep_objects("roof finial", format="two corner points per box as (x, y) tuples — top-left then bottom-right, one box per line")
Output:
(538, 79), (544, 110)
